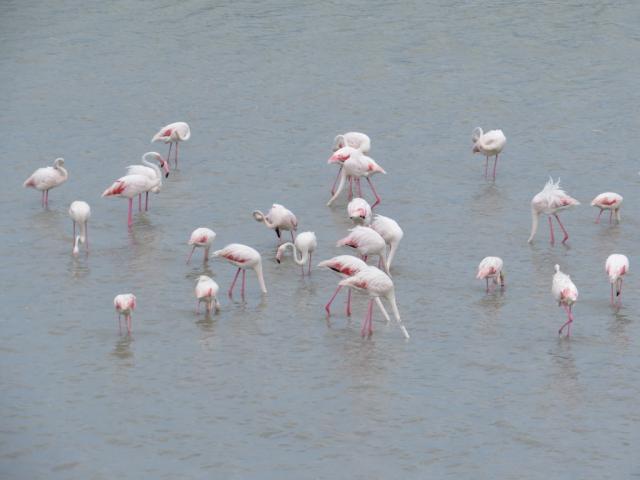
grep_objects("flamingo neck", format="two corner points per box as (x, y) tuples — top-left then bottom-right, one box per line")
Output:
(254, 262), (267, 294)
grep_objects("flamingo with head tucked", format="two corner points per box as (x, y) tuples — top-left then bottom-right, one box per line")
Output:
(114, 293), (136, 335)
(252, 204), (298, 244)
(476, 256), (504, 293)
(331, 132), (371, 194)
(528, 178), (580, 244)
(126, 152), (170, 212)
(336, 226), (389, 274)
(347, 197), (372, 225)
(552, 264), (578, 336)
(472, 127), (506, 180)
(69, 201), (91, 255)
(213, 243), (267, 298)
(591, 192), (622, 224)
(276, 231), (317, 276)
(23, 157), (68, 207)
(187, 228), (216, 264)
(370, 214), (403, 271)
(195, 275), (220, 314)
(605, 254), (629, 306)
(327, 147), (386, 208)
(151, 121), (190, 168)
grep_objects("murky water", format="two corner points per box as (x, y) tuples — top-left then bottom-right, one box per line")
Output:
(2, 1), (640, 478)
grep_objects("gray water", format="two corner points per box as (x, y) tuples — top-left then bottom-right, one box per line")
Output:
(2, 1), (640, 478)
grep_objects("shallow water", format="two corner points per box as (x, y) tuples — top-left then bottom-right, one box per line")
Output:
(2, 1), (640, 478)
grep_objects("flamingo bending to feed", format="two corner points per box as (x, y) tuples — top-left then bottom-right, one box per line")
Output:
(528, 178), (580, 244)
(276, 231), (317, 276)
(102, 164), (162, 228)
(114, 293), (136, 335)
(69, 201), (91, 255)
(195, 275), (220, 314)
(317, 255), (389, 319)
(591, 192), (622, 224)
(370, 214), (403, 271)
(472, 127), (506, 180)
(253, 204), (298, 244)
(347, 197), (372, 225)
(605, 254), (629, 306)
(126, 152), (170, 212)
(213, 243), (267, 297)
(339, 266), (410, 339)
(23, 158), (68, 207)
(151, 121), (190, 168)
(336, 226), (389, 274)
(327, 147), (386, 208)
(331, 132), (371, 195)
(187, 228), (216, 264)
(476, 256), (504, 293)
(552, 264), (578, 336)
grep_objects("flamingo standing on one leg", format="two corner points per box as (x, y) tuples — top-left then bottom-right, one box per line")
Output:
(528, 178), (580, 245)
(126, 152), (170, 212)
(552, 264), (578, 337)
(195, 275), (221, 314)
(151, 121), (190, 169)
(338, 266), (410, 339)
(69, 201), (91, 255)
(276, 231), (317, 276)
(472, 127), (506, 180)
(23, 158), (68, 208)
(370, 214), (403, 271)
(187, 228), (216, 264)
(102, 167), (161, 228)
(591, 192), (622, 224)
(605, 254), (629, 306)
(331, 132), (371, 195)
(114, 293), (136, 335)
(336, 226), (389, 274)
(476, 256), (505, 293)
(213, 243), (267, 298)
(252, 204), (298, 244)
(347, 197), (372, 225)
(327, 147), (386, 208)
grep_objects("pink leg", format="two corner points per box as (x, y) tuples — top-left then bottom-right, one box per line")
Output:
(492, 154), (498, 180)
(595, 209), (603, 223)
(186, 246), (196, 264)
(368, 299), (374, 336)
(330, 166), (343, 195)
(356, 178), (362, 197)
(167, 143), (173, 168)
(45, 190), (49, 207)
(145, 192), (149, 211)
(175, 142), (179, 169)
(366, 177), (381, 209)
(290, 230), (295, 242)
(325, 285), (342, 315)
(346, 289), (352, 316)
(484, 156), (488, 179)
(228, 268), (241, 297)
(41, 191), (45, 207)
(558, 305), (573, 335)
(241, 269), (246, 298)
(127, 198), (133, 227)
(548, 216), (555, 244)
(617, 279), (623, 305)
(73, 221), (76, 247)
(554, 214), (569, 243)
(308, 252), (312, 275)
(138, 194), (142, 212)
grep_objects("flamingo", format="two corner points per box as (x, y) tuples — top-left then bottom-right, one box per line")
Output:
(23, 157), (68, 207)
(591, 192), (622, 224)
(114, 293), (136, 335)
(336, 226), (389, 274)
(252, 204), (298, 244)
(276, 231), (317, 275)
(195, 275), (221, 314)
(331, 132), (371, 195)
(472, 127), (506, 180)
(347, 197), (372, 225)
(552, 264), (578, 336)
(370, 214), (403, 271)
(605, 254), (629, 306)
(102, 166), (162, 228)
(528, 178), (580, 244)
(213, 243), (267, 297)
(476, 256), (504, 293)
(187, 228), (216, 264)
(338, 266), (410, 339)
(151, 121), (190, 168)
(327, 147), (386, 208)
(317, 255), (388, 319)
(126, 152), (170, 212)
(68, 201), (91, 255)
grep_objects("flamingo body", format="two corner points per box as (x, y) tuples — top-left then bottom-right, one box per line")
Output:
(591, 192), (622, 224)
(327, 147), (386, 208)
(528, 178), (580, 244)
(476, 256), (504, 292)
(187, 228), (217, 264)
(23, 158), (68, 207)
(605, 254), (629, 305)
(333, 132), (371, 153)
(472, 127), (506, 180)
(276, 231), (317, 275)
(552, 265), (578, 336)
(69, 200), (91, 255)
(336, 226), (389, 274)
(102, 169), (161, 228)
(213, 243), (267, 296)
(195, 275), (221, 313)
(114, 293), (136, 334)
(370, 214), (403, 270)
(347, 197), (372, 225)
(253, 204), (298, 243)
(151, 121), (190, 168)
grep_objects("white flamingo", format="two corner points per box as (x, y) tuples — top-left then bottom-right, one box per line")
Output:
(605, 254), (629, 306)
(213, 244), (267, 297)
(151, 121), (190, 168)
(472, 127), (506, 180)
(336, 226), (389, 274)
(69, 201), (91, 255)
(370, 214), (403, 271)
(327, 147), (386, 208)
(276, 231), (317, 276)
(331, 132), (371, 194)
(476, 256), (504, 293)
(23, 157), (68, 207)
(114, 293), (136, 335)
(591, 192), (622, 224)
(552, 264), (578, 336)
(528, 178), (580, 244)
(252, 204), (298, 244)
(126, 152), (170, 212)
(195, 275), (220, 314)
(187, 228), (216, 264)
(347, 197), (372, 225)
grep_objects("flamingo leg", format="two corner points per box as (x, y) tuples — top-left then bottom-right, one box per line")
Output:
(492, 154), (498, 180)
(41, 191), (45, 207)
(145, 192), (149, 211)
(484, 156), (488, 179)
(330, 166), (343, 195)
(241, 269), (246, 298)
(609, 210), (613, 224)
(558, 305), (573, 336)
(186, 246), (196, 264)
(127, 314), (132, 335)
(127, 198), (133, 227)
(175, 142), (179, 169)
(85, 223), (89, 252)
(617, 279), (623, 305)
(554, 214), (569, 243)
(206, 298), (212, 313)
(45, 190), (49, 207)
(228, 268), (241, 297)
(366, 177), (381, 209)
(118, 314), (122, 335)
(348, 176), (353, 201)
(196, 300), (200, 314)
(595, 208), (603, 223)
(167, 143), (173, 168)
(308, 252), (312, 275)
(73, 221), (76, 248)
(325, 285), (342, 315)
(346, 289), (352, 316)
(356, 178), (362, 197)
(548, 216), (555, 244)
(290, 230), (295, 242)
(611, 284), (614, 305)
(485, 278), (489, 293)
(138, 194), (142, 212)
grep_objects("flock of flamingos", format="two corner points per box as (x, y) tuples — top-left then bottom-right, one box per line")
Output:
(22, 123), (629, 339)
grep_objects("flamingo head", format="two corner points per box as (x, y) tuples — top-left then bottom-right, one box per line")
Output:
(144, 151), (170, 177)
(328, 146), (356, 164)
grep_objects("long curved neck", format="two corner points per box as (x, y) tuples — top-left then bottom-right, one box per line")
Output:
(56, 165), (68, 178)
(386, 291), (410, 339)
(528, 209), (539, 243)
(142, 159), (162, 180)
(281, 242), (305, 265)
(73, 235), (81, 255)
(255, 210), (275, 228)
(379, 248), (389, 275)
(254, 262), (267, 294)
(386, 241), (399, 271)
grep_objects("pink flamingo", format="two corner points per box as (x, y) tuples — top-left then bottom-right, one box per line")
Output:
(252, 204), (298, 244)
(187, 228), (216, 264)
(114, 293), (136, 335)
(126, 152), (170, 212)
(591, 192), (622, 224)
(370, 214), (403, 271)
(552, 264), (578, 336)
(69, 201), (91, 255)
(339, 266), (410, 339)
(472, 127), (506, 180)
(213, 243), (267, 297)
(151, 122), (190, 168)
(476, 256), (505, 293)
(336, 226), (389, 274)
(23, 157), (68, 207)
(331, 132), (371, 194)
(605, 254), (629, 306)
(327, 147), (386, 208)
(195, 275), (220, 314)
(528, 178), (580, 244)
(276, 231), (317, 276)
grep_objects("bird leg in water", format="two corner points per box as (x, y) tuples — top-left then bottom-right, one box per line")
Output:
(145, 192), (149, 211)
(609, 210), (613, 224)
(356, 178), (362, 197)
(484, 156), (489, 179)
(228, 268), (241, 297)
(138, 194), (142, 212)
(308, 253), (312, 275)
(330, 166), (343, 195)
(610, 284), (614, 305)
(324, 285), (342, 315)
(595, 208), (603, 223)
(492, 154), (498, 181)
(72, 221), (76, 248)
(166, 143), (173, 169)
(346, 289), (352, 316)
(348, 177), (353, 201)
(554, 214), (569, 243)
(175, 142), (179, 169)
(367, 177), (381, 209)
(186, 246), (196, 264)
(241, 269), (246, 298)
(117, 314), (122, 335)
(558, 305), (573, 336)
(45, 190), (50, 207)
(485, 278), (489, 293)
(361, 299), (374, 337)
(548, 216), (555, 244)
(127, 198), (134, 227)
